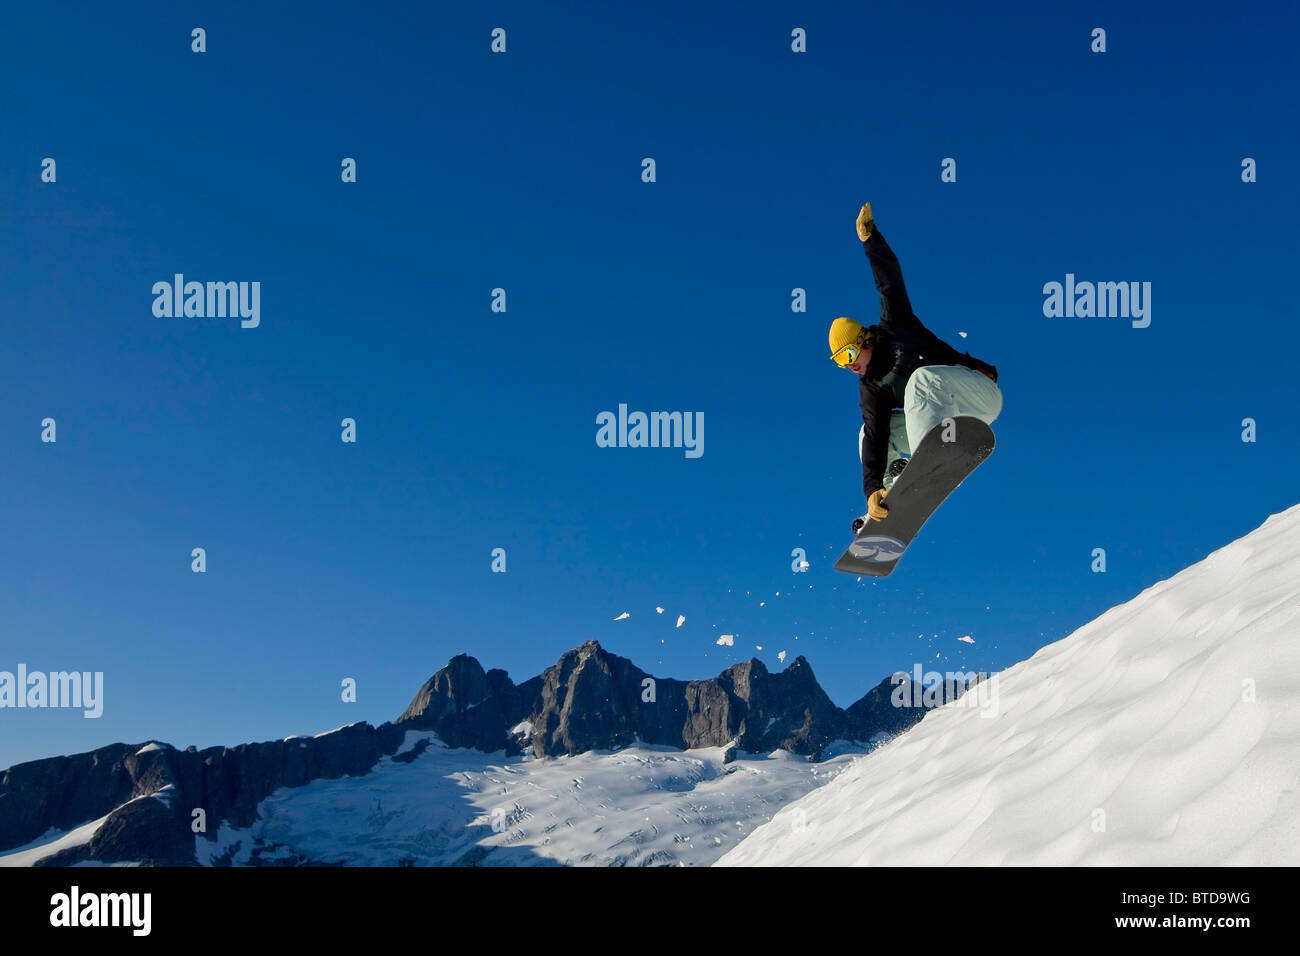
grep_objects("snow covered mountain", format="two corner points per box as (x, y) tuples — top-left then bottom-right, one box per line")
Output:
(0, 731), (876, 867)
(0, 643), (942, 866)
(718, 505), (1300, 866)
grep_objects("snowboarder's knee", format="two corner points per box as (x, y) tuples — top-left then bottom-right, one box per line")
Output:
(903, 367), (941, 410)
(913, 366), (943, 385)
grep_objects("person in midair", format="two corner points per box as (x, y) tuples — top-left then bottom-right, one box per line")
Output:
(828, 203), (1003, 533)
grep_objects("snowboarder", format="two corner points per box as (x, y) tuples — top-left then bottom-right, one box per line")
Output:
(829, 203), (1003, 533)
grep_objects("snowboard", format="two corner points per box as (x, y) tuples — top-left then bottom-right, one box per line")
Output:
(834, 416), (995, 577)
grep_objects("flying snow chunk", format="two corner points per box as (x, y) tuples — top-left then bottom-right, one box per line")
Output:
(778, 650), (787, 662)
(717, 635), (735, 647)
(676, 615), (686, 628)
(613, 612), (630, 621)
(958, 635), (975, 644)
(656, 607), (664, 614)
(759, 601), (766, 607)
(958, 331), (968, 338)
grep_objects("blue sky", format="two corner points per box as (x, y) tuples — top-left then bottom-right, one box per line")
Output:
(2, 1), (1297, 769)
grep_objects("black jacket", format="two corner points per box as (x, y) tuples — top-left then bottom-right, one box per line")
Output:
(858, 229), (997, 498)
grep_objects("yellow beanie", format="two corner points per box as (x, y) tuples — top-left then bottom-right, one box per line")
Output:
(828, 317), (864, 357)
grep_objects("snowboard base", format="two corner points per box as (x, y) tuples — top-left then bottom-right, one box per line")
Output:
(835, 416), (995, 577)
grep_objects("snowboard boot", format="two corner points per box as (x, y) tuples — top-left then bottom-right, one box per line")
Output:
(884, 456), (909, 490)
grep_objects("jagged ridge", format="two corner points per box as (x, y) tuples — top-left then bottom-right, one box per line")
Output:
(397, 640), (936, 759)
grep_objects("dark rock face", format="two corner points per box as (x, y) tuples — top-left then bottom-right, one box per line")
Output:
(42, 790), (182, 867)
(531, 642), (633, 755)
(526, 641), (688, 758)
(846, 674), (932, 738)
(398, 654), (523, 754)
(683, 675), (738, 747)
(684, 656), (846, 756)
(1, 722), (405, 866)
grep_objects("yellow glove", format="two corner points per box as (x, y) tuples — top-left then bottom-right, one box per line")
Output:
(856, 202), (874, 241)
(867, 487), (889, 520)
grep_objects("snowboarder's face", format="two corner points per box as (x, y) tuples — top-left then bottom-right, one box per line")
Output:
(847, 344), (872, 375)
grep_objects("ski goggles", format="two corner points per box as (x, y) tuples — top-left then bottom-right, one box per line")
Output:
(831, 330), (874, 367)
(831, 343), (861, 367)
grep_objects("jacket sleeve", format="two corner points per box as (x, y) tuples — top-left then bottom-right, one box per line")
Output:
(862, 230), (921, 335)
(859, 379), (893, 498)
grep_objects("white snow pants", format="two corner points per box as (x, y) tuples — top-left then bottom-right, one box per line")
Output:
(859, 364), (1003, 488)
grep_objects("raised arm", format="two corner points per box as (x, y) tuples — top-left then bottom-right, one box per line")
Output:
(856, 203), (917, 332)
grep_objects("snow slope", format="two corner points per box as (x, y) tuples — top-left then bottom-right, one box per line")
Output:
(718, 505), (1300, 866)
(196, 734), (873, 866)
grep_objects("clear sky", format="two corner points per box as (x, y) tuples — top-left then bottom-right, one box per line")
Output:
(2, 1), (1297, 770)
